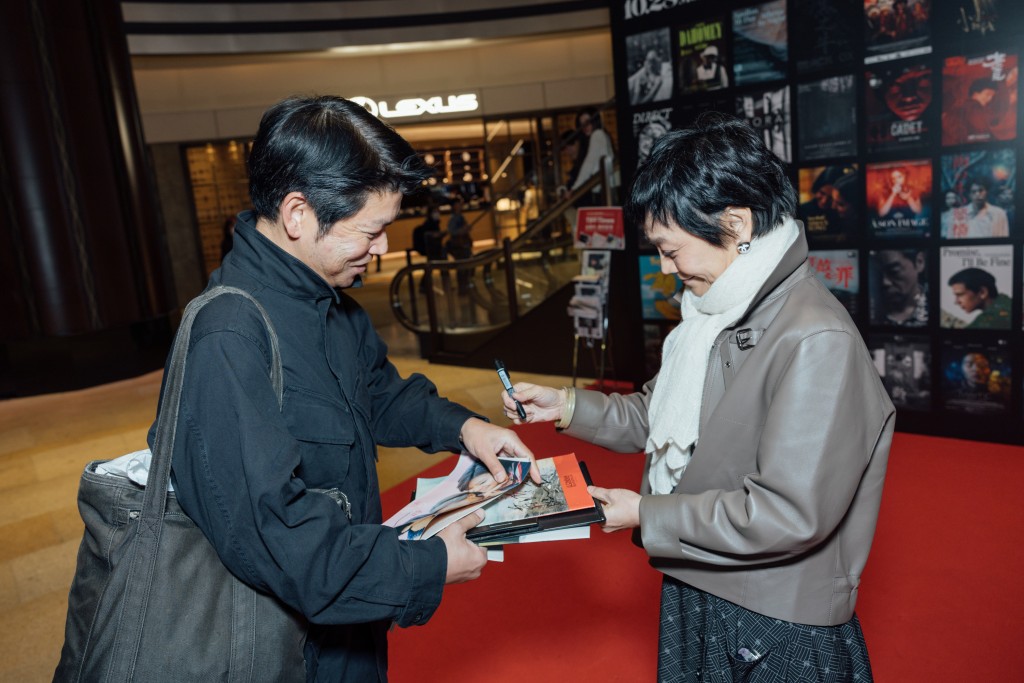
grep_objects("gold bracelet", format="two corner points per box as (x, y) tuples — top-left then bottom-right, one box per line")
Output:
(556, 387), (576, 430)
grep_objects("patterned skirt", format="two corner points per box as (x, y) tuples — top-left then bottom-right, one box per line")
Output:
(657, 577), (873, 683)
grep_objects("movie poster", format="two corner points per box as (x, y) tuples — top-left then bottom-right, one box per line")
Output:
(625, 28), (674, 106)
(732, 0), (788, 85)
(676, 94), (731, 129)
(939, 245), (1014, 329)
(677, 17), (729, 95)
(864, 0), (932, 65)
(939, 148), (1015, 239)
(941, 51), (1018, 146)
(633, 106), (674, 170)
(937, 0), (1019, 39)
(865, 61), (934, 152)
(638, 255), (681, 320)
(939, 338), (1012, 415)
(808, 249), (860, 316)
(798, 164), (860, 243)
(736, 85), (791, 162)
(866, 159), (932, 238)
(796, 75), (858, 161)
(869, 333), (932, 411)
(792, 0), (858, 74)
(868, 248), (929, 327)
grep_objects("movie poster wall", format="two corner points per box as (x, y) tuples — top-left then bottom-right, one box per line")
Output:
(611, 0), (1024, 443)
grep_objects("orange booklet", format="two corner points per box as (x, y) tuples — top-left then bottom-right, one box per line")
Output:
(465, 453), (605, 543)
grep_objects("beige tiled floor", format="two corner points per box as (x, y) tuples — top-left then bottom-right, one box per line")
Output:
(0, 334), (581, 681)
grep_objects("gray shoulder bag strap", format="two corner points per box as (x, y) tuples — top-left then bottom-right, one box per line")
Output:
(107, 285), (284, 679)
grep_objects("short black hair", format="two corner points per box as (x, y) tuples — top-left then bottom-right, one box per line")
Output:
(968, 176), (991, 191)
(457, 460), (490, 491)
(948, 267), (997, 297)
(248, 95), (432, 237)
(625, 112), (796, 247)
(969, 78), (997, 96)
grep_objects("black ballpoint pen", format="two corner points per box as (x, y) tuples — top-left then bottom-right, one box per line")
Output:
(494, 359), (527, 420)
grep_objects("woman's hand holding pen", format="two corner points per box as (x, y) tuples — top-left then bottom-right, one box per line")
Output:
(499, 383), (565, 424)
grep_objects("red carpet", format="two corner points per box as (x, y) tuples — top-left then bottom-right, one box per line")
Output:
(384, 425), (1024, 682)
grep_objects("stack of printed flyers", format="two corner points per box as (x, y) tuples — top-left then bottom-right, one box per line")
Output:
(383, 453), (604, 547)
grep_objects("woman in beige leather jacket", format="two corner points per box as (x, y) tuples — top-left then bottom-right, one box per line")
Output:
(502, 115), (895, 682)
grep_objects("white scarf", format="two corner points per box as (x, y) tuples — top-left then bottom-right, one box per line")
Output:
(646, 217), (799, 494)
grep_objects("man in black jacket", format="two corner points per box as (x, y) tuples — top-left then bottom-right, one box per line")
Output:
(150, 95), (537, 681)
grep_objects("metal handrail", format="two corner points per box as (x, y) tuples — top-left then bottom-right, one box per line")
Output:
(388, 161), (613, 338)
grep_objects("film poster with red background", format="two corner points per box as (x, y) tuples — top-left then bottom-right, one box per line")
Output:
(941, 50), (1018, 146)
(867, 158), (933, 238)
(865, 60), (934, 153)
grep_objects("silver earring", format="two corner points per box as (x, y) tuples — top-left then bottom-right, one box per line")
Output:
(737, 242), (751, 254)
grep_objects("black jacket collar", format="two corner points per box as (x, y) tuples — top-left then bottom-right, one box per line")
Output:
(229, 210), (342, 304)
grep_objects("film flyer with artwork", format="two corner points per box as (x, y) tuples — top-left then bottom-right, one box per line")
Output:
(941, 50), (1018, 146)
(939, 338), (1012, 415)
(798, 164), (860, 244)
(796, 75), (858, 161)
(864, 0), (933, 65)
(866, 159), (932, 238)
(732, 0), (788, 85)
(575, 207), (625, 250)
(868, 248), (930, 328)
(808, 249), (860, 316)
(791, 0), (858, 74)
(633, 106), (674, 170)
(677, 16), (729, 95)
(939, 148), (1015, 239)
(383, 455), (529, 540)
(865, 60), (934, 153)
(869, 333), (932, 412)
(938, 244), (1014, 330)
(736, 85), (792, 163)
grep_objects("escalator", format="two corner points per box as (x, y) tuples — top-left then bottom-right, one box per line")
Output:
(388, 163), (616, 373)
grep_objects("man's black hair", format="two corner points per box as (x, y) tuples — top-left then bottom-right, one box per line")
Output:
(948, 267), (998, 297)
(248, 95), (432, 237)
(968, 176), (991, 191)
(625, 112), (796, 246)
(968, 78), (997, 96)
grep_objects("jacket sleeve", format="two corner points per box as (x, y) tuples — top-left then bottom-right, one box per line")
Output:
(356, 311), (480, 453)
(640, 329), (894, 566)
(562, 378), (655, 453)
(161, 327), (447, 627)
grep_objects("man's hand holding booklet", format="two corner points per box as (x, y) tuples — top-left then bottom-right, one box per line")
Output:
(383, 452), (605, 545)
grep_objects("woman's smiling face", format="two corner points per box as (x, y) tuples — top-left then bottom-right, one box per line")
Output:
(645, 218), (744, 297)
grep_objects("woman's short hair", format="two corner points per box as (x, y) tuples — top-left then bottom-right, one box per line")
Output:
(248, 95), (432, 238)
(625, 113), (796, 246)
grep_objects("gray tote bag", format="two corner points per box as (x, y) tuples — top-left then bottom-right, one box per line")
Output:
(54, 286), (307, 683)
